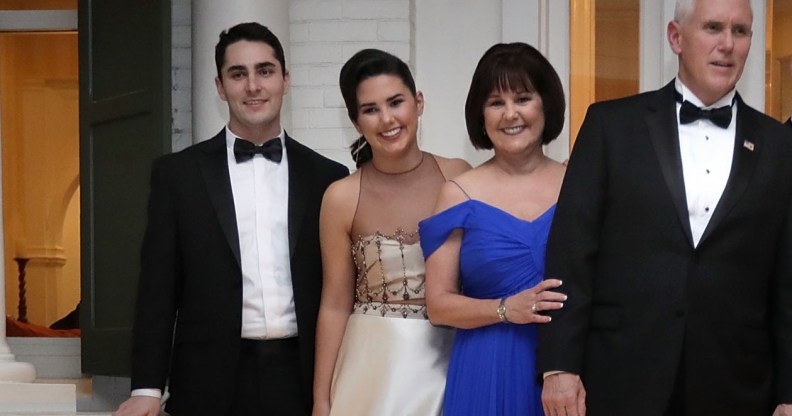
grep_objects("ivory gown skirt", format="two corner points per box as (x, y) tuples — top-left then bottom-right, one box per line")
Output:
(329, 311), (454, 416)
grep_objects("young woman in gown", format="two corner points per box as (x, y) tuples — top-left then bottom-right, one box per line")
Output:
(420, 42), (568, 415)
(312, 48), (471, 416)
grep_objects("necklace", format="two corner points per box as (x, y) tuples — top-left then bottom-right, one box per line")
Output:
(370, 152), (425, 175)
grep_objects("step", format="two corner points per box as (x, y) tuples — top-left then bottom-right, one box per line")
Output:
(0, 381), (76, 414)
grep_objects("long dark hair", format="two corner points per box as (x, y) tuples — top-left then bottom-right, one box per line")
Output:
(339, 49), (417, 167)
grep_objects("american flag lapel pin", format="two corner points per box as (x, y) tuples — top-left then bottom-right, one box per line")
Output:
(743, 140), (755, 151)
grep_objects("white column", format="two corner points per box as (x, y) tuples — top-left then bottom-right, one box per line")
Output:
(0, 116), (36, 383)
(192, 0), (291, 142)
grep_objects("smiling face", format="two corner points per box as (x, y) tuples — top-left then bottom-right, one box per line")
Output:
(215, 40), (290, 142)
(352, 74), (424, 158)
(483, 88), (545, 156)
(668, 0), (752, 105)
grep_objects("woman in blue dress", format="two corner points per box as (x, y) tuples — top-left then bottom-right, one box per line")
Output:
(420, 42), (568, 415)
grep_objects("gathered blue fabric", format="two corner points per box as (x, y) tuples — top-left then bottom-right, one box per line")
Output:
(419, 199), (555, 416)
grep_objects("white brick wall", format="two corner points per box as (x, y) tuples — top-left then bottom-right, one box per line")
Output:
(171, 0), (192, 152)
(289, 0), (412, 168)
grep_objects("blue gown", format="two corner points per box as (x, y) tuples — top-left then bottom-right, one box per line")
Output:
(419, 199), (555, 416)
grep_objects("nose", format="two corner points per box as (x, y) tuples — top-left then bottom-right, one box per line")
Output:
(380, 107), (395, 124)
(719, 29), (735, 52)
(503, 101), (518, 120)
(245, 75), (261, 93)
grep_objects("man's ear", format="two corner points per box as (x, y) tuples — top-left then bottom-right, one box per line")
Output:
(283, 69), (291, 95)
(667, 21), (683, 55)
(215, 76), (228, 101)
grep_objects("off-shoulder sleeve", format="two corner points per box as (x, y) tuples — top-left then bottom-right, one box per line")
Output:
(419, 201), (472, 259)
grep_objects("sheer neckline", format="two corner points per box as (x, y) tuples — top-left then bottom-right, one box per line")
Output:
(370, 152), (426, 175)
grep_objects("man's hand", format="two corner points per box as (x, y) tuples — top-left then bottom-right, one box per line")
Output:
(113, 396), (161, 416)
(542, 372), (586, 416)
(774, 404), (792, 416)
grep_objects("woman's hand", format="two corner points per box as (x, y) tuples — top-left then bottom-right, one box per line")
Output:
(503, 279), (565, 324)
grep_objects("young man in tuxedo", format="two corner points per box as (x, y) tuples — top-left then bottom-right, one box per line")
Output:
(539, 0), (792, 415)
(114, 22), (348, 416)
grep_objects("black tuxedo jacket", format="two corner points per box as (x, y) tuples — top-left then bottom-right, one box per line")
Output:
(538, 82), (792, 415)
(130, 130), (348, 415)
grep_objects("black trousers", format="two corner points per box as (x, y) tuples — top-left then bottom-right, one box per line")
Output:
(228, 337), (307, 416)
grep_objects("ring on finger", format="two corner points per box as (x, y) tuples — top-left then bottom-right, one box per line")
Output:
(531, 303), (537, 313)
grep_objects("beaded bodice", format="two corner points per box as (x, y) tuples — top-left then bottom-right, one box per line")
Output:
(351, 230), (427, 318)
(349, 153), (445, 319)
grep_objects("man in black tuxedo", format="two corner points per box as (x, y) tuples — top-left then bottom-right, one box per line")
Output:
(114, 23), (348, 416)
(539, 0), (792, 415)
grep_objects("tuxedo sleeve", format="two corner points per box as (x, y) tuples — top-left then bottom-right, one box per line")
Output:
(130, 157), (181, 391)
(537, 104), (609, 377)
(774, 182), (792, 404)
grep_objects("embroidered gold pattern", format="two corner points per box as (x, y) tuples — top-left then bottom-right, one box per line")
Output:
(351, 228), (427, 319)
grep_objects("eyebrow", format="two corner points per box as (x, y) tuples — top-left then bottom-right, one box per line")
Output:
(359, 93), (404, 108)
(224, 61), (277, 73)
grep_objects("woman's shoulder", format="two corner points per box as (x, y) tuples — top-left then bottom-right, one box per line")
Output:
(430, 153), (472, 180)
(322, 170), (361, 211)
(544, 157), (567, 184)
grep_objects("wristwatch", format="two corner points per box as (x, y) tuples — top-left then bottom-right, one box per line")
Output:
(497, 297), (509, 323)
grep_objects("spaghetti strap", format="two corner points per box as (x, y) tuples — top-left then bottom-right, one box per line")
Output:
(449, 180), (472, 200)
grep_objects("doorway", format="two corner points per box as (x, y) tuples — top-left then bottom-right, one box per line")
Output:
(1, 2), (80, 334)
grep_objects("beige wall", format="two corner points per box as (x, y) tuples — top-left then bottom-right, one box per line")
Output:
(770, 0), (792, 120)
(0, 32), (80, 326)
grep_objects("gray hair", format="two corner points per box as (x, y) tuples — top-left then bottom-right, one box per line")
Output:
(674, 0), (696, 23)
(674, 0), (753, 24)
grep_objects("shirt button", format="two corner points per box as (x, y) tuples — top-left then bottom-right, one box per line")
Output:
(705, 207), (710, 212)
(706, 169), (710, 174)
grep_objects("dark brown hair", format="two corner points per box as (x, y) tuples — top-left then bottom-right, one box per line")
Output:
(465, 42), (565, 149)
(339, 49), (417, 167)
(215, 22), (286, 77)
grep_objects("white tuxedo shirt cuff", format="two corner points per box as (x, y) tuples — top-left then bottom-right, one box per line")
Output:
(130, 388), (162, 399)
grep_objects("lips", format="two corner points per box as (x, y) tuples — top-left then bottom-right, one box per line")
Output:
(244, 98), (269, 107)
(711, 61), (733, 68)
(380, 127), (402, 138)
(501, 126), (526, 135)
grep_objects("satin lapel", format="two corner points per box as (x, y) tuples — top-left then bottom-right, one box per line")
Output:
(698, 97), (760, 246)
(199, 130), (241, 266)
(646, 83), (694, 247)
(286, 134), (313, 259)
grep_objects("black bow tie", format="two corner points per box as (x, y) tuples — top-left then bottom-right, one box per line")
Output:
(675, 91), (733, 129)
(233, 138), (283, 163)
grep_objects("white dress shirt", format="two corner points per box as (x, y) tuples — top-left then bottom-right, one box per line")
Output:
(675, 79), (737, 247)
(225, 127), (297, 339)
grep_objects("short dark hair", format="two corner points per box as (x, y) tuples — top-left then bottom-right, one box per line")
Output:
(465, 42), (565, 149)
(215, 22), (286, 77)
(339, 49), (417, 167)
